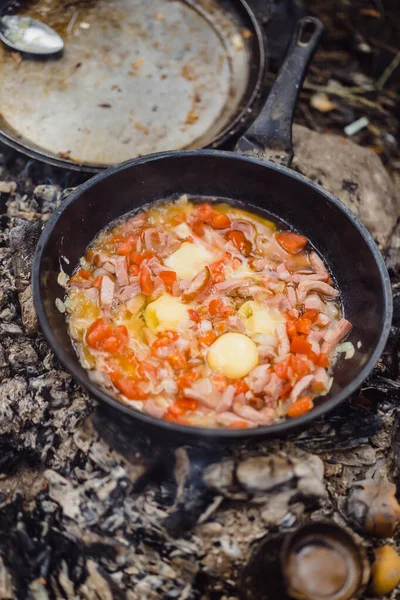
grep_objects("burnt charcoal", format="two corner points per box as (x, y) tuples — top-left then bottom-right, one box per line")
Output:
(361, 377), (400, 409)
(386, 221), (400, 276)
(163, 447), (225, 538)
(239, 533), (289, 600)
(0, 437), (25, 475)
(293, 401), (383, 452)
(390, 414), (400, 491)
(393, 292), (400, 325)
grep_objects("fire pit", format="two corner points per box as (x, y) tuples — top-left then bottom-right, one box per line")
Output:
(0, 137), (399, 599)
(1, 1), (400, 598)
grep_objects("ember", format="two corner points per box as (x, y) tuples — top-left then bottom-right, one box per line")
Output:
(1, 0), (400, 598)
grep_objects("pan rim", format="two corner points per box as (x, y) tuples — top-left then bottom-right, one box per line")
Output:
(32, 149), (393, 440)
(0, 0), (267, 174)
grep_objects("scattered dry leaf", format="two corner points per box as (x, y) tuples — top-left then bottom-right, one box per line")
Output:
(370, 546), (400, 596)
(360, 8), (381, 18)
(310, 92), (336, 113)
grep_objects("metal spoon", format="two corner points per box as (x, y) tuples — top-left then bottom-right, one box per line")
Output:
(0, 15), (63, 55)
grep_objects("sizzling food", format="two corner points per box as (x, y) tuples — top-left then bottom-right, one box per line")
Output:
(63, 196), (353, 429)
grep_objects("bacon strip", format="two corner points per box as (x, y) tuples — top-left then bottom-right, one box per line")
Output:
(321, 318), (352, 354)
(297, 281), (339, 304)
(290, 374), (314, 402)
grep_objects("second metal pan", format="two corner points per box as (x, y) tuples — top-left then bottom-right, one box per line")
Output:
(0, 0), (269, 172)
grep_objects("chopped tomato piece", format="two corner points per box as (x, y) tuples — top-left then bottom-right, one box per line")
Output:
(102, 336), (121, 353)
(87, 319), (112, 344)
(227, 230), (252, 255)
(311, 381), (327, 393)
(138, 361), (157, 379)
(198, 330), (218, 346)
(77, 269), (91, 279)
(196, 203), (214, 221)
(159, 270), (177, 289)
(287, 396), (314, 418)
(209, 298), (234, 318)
(286, 320), (297, 340)
(213, 272), (225, 283)
(116, 241), (133, 256)
(276, 231), (308, 254)
(212, 374), (228, 391)
(279, 382), (293, 399)
(316, 352), (330, 368)
(211, 213), (231, 229)
(151, 330), (179, 353)
(113, 377), (147, 400)
(274, 356), (290, 379)
(289, 354), (310, 378)
(290, 336), (313, 356)
(233, 380), (249, 395)
(191, 221), (204, 237)
(175, 398), (199, 413)
(303, 309), (319, 323)
(139, 265), (154, 295)
(87, 319), (113, 349)
(130, 251), (145, 266)
(188, 309), (200, 322)
(87, 320), (127, 354)
(177, 369), (199, 390)
(296, 317), (312, 335)
(209, 254), (230, 275)
(228, 420), (250, 429)
(167, 352), (187, 370)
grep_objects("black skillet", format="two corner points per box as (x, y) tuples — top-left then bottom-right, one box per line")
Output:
(32, 17), (393, 443)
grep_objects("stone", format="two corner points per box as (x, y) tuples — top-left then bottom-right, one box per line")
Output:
(8, 340), (38, 370)
(33, 184), (60, 205)
(292, 124), (398, 249)
(0, 181), (16, 195)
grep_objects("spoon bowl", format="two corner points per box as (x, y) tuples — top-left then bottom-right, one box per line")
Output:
(0, 15), (63, 55)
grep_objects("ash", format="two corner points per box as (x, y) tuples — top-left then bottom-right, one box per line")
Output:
(0, 147), (399, 600)
(0, 0), (398, 595)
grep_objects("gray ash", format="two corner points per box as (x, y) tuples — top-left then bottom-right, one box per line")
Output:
(1, 138), (400, 600)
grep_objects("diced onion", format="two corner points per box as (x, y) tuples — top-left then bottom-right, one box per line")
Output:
(57, 270), (68, 288)
(200, 319), (212, 333)
(337, 341), (355, 360)
(55, 298), (65, 313)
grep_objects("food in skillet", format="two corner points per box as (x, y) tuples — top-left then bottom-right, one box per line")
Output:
(63, 196), (353, 429)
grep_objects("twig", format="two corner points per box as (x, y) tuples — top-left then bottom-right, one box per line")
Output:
(375, 52), (400, 91)
(66, 9), (79, 34)
(303, 81), (388, 114)
(370, 38), (399, 55)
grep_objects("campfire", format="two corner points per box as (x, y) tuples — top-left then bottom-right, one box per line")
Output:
(1, 0), (400, 599)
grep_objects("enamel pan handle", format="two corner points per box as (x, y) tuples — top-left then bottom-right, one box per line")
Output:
(236, 17), (323, 167)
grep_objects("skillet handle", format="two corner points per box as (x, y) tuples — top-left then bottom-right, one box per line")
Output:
(236, 16), (323, 167)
